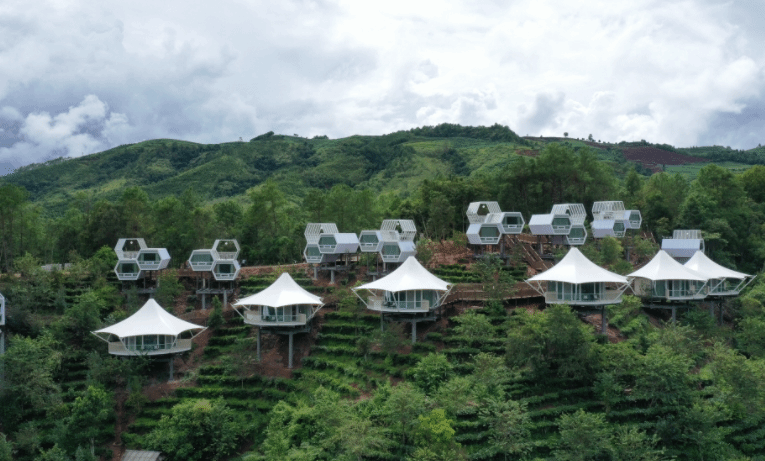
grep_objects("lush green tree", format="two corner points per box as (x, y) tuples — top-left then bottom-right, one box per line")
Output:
(408, 353), (453, 394)
(144, 399), (244, 461)
(0, 183), (30, 271)
(554, 410), (612, 461)
(0, 334), (62, 430)
(478, 397), (531, 460)
(57, 385), (114, 455)
(451, 310), (494, 343)
(383, 382), (427, 455)
(410, 408), (465, 461)
(155, 270), (184, 308)
(506, 304), (597, 379)
(636, 344), (694, 407)
(0, 433), (13, 461)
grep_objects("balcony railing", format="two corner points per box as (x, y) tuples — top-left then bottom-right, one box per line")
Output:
(367, 296), (432, 312)
(319, 244), (337, 253)
(214, 272), (237, 281)
(381, 253), (401, 262)
(244, 312), (308, 326)
(502, 224), (523, 233)
(108, 339), (192, 356)
(480, 236), (501, 244)
(545, 290), (624, 306)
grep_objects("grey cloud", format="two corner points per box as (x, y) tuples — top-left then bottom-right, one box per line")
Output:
(518, 93), (566, 136)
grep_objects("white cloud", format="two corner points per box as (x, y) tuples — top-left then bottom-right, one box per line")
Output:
(0, 0), (764, 171)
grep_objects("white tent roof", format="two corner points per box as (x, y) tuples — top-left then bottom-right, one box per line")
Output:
(235, 272), (323, 308)
(628, 250), (708, 281)
(355, 256), (450, 292)
(526, 248), (628, 284)
(93, 299), (204, 338)
(684, 251), (750, 280)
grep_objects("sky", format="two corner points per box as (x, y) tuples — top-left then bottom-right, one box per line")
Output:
(1, 0), (764, 174)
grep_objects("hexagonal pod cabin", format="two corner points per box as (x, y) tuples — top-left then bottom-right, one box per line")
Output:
(136, 248), (171, 271)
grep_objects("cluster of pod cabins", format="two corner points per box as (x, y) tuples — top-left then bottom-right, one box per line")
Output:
(88, 201), (751, 375)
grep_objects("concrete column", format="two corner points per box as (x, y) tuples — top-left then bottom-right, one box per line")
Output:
(672, 306), (677, 323)
(411, 321), (417, 344)
(380, 314), (384, 332)
(313, 266), (318, 280)
(168, 355), (174, 382)
(223, 291), (228, 309)
(202, 293), (206, 310)
(288, 333), (294, 369)
(257, 328), (261, 361)
(709, 302), (714, 319)
(719, 301), (724, 325)
(601, 306), (608, 335)
(330, 270), (335, 284)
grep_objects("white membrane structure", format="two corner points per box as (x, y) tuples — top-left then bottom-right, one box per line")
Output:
(353, 256), (452, 313)
(235, 273), (324, 327)
(93, 299), (205, 356)
(235, 272), (323, 368)
(684, 251), (754, 297)
(662, 230), (705, 260)
(628, 250), (709, 301)
(526, 248), (630, 306)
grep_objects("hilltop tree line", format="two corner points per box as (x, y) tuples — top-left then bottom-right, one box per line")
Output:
(2, 143), (765, 272)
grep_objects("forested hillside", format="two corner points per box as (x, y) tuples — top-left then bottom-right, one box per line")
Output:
(2, 124), (765, 461)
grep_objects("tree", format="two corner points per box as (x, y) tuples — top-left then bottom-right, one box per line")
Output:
(410, 408), (465, 461)
(0, 433), (13, 461)
(554, 410), (611, 461)
(451, 310), (493, 344)
(57, 385), (114, 455)
(382, 382), (427, 455)
(0, 334), (62, 430)
(0, 183), (30, 271)
(144, 399), (244, 461)
(408, 353), (453, 394)
(478, 397), (531, 460)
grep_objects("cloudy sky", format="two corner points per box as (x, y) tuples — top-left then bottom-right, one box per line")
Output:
(1, 0), (764, 174)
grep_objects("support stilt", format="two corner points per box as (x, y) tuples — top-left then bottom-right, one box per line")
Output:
(223, 291), (228, 309)
(719, 301), (724, 325)
(288, 333), (294, 369)
(257, 328), (261, 361)
(672, 307), (677, 323)
(202, 293), (206, 310)
(330, 270), (335, 284)
(709, 302), (714, 319)
(168, 355), (175, 382)
(313, 266), (318, 280)
(412, 321), (417, 344)
(380, 314), (384, 332)
(601, 306), (608, 335)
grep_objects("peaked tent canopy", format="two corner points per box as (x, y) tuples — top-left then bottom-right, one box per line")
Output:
(527, 248), (628, 285)
(627, 250), (708, 282)
(355, 256), (451, 293)
(94, 299), (205, 338)
(235, 273), (323, 308)
(684, 251), (751, 280)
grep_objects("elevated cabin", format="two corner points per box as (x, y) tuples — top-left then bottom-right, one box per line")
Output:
(500, 212), (525, 234)
(380, 219), (417, 242)
(551, 203), (587, 226)
(467, 219), (502, 245)
(92, 299), (205, 356)
(114, 238), (146, 260)
(591, 219), (626, 238)
(212, 239), (240, 260)
(353, 256), (452, 314)
(592, 201), (626, 220)
(625, 210), (642, 229)
(234, 272), (323, 368)
(566, 225), (588, 245)
(661, 230), (704, 260)
(114, 260), (143, 281)
(381, 240), (417, 264)
(465, 201), (524, 244)
(235, 273), (323, 328)
(466, 201), (502, 224)
(526, 248), (629, 306)
(212, 259), (241, 281)
(188, 249), (215, 271)
(136, 248), (171, 271)
(628, 250), (708, 302)
(684, 251), (754, 297)
(318, 233), (360, 255)
(359, 230), (384, 252)
(529, 213), (571, 235)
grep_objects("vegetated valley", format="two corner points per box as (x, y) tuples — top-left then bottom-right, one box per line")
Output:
(2, 124), (765, 461)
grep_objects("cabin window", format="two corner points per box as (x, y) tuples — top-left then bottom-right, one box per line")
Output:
(191, 253), (214, 263)
(318, 235), (336, 247)
(139, 252), (158, 262)
(504, 215), (522, 226)
(479, 226), (499, 238)
(382, 244), (401, 256)
(119, 262), (138, 273)
(614, 222), (625, 233)
(552, 217), (570, 227)
(569, 227), (585, 239)
(216, 264), (234, 274)
(360, 234), (378, 243)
